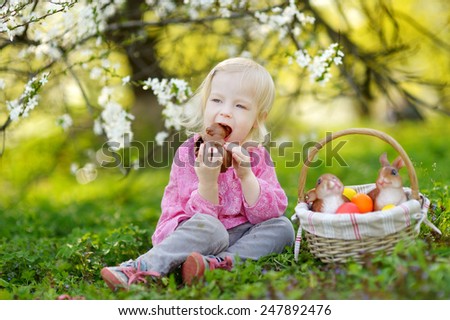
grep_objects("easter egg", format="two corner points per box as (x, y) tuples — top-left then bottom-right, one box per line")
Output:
(382, 204), (396, 211)
(351, 193), (374, 213)
(343, 187), (357, 200)
(336, 202), (360, 214)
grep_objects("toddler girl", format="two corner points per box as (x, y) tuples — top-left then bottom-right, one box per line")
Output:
(101, 57), (295, 290)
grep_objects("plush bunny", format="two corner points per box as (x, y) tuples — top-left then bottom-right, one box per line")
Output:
(367, 153), (407, 211)
(306, 174), (349, 213)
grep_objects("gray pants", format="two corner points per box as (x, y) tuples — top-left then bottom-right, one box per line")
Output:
(136, 213), (295, 275)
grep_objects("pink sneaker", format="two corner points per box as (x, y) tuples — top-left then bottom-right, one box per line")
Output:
(181, 252), (233, 285)
(101, 260), (160, 291)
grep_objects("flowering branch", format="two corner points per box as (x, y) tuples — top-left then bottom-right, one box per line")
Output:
(141, 77), (192, 145)
(5, 72), (50, 122)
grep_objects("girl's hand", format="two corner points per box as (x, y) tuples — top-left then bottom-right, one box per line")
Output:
(195, 143), (222, 204)
(225, 142), (260, 206)
(225, 142), (252, 180)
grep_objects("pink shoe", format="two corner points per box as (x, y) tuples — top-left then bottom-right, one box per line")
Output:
(181, 252), (233, 285)
(101, 260), (160, 291)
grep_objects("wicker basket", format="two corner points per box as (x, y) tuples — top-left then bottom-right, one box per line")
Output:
(291, 128), (441, 264)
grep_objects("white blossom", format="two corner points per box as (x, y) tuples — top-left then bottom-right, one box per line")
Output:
(101, 59), (111, 69)
(98, 86), (114, 107)
(34, 43), (62, 60)
(90, 67), (103, 80)
(255, 11), (268, 24)
(183, 0), (215, 11)
(22, 95), (39, 117)
(122, 75), (131, 86)
(241, 51), (253, 59)
(150, 0), (176, 17)
(170, 79), (191, 103)
(155, 131), (169, 146)
(144, 77), (191, 105)
(143, 78), (192, 131)
(162, 102), (183, 131)
(93, 118), (103, 135)
(7, 100), (22, 121)
(100, 101), (134, 150)
(70, 163), (79, 175)
(294, 43), (344, 85)
(295, 49), (311, 68)
(57, 114), (73, 131)
(254, 2), (315, 40)
(39, 72), (50, 85)
(6, 73), (49, 121)
(219, 8), (231, 18)
(333, 49), (344, 65)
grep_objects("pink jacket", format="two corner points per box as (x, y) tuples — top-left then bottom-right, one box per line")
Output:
(151, 137), (288, 245)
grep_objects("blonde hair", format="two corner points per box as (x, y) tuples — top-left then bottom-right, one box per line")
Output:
(180, 57), (275, 142)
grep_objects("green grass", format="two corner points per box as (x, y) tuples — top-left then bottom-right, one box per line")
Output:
(0, 119), (449, 299)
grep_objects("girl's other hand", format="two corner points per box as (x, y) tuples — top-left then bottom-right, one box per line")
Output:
(225, 142), (260, 205)
(225, 142), (253, 180)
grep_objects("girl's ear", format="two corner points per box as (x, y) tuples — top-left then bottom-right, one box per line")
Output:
(253, 111), (267, 128)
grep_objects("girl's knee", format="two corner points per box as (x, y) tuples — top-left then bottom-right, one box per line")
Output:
(185, 213), (229, 248)
(271, 216), (295, 245)
(189, 213), (226, 231)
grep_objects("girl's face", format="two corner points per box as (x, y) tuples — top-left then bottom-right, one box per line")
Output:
(203, 71), (259, 144)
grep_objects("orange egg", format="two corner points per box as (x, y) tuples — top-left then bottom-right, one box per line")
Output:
(336, 202), (360, 214)
(351, 193), (373, 213)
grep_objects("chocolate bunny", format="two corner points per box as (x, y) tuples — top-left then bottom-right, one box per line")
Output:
(195, 123), (232, 173)
(367, 153), (407, 211)
(306, 174), (349, 213)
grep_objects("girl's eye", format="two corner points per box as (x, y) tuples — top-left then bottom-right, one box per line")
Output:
(236, 104), (246, 109)
(211, 98), (221, 103)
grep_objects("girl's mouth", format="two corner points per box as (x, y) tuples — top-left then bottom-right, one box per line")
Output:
(217, 123), (232, 139)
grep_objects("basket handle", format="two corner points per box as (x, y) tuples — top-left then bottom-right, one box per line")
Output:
(297, 128), (420, 202)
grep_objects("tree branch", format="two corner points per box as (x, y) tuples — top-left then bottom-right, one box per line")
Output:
(105, 4), (280, 32)
(394, 9), (450, 51)
(62, 57), (95, 115)
(0, 116), (11, 132)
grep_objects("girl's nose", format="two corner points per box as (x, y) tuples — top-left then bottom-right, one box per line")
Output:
(219, 111), (232, 118)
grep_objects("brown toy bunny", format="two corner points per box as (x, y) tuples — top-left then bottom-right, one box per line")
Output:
(306, 174), (349, 213)
(367, 153), (407, 211)
(195, 123), (232, 173)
